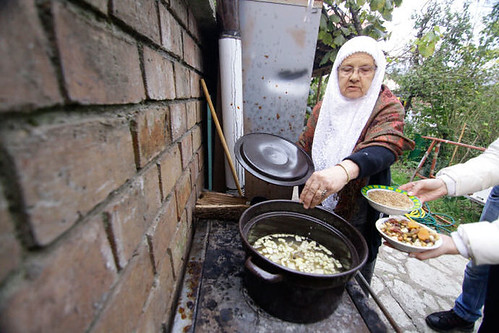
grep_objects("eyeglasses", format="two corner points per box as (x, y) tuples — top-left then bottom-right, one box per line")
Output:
(338, 65), (377, 77)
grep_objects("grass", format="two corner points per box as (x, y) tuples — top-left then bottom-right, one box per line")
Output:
(390, 160), (483, 233)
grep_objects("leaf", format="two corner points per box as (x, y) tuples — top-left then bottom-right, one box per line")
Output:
(393, 0), (402, 6)
(344, 0), (355, 9)
(381, 9), (392, 21)
(319, 31), (334, 46)
(333, 34), (346, 45)
(331, 14), (341, 24)
(363, 24), (374, 35)
(384, 0), (393, 11)
(320, 14), (328, 29)
(370, 0), (384, 12)
(320, 50), (333, 66)
(356, 0), (366, 6)
(373, 18), (385, 30)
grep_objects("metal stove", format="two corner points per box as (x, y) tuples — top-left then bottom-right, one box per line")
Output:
(172, 219), (388, 332)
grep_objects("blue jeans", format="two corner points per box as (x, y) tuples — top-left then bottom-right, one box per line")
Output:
(453, 185), (499, 322)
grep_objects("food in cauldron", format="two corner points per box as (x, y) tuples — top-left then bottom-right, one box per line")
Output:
(380, 218), (440, 247)
(252, 233), (344, 274)
(368, 189), (414, 210)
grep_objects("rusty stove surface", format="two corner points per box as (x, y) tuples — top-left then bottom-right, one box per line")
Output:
(171, 219), (387, 333)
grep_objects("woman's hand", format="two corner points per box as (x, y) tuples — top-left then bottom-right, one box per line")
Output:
(399, 178), (448, 203)
(408, 234), (459, 260)
(299, 165), (349, 209)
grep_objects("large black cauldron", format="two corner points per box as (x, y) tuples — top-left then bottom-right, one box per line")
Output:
(239, 200), (368, 323)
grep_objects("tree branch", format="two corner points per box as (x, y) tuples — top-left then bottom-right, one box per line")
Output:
(349, 5), (362, 35)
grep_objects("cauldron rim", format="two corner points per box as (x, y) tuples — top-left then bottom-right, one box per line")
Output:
(239, 199), (368, 279)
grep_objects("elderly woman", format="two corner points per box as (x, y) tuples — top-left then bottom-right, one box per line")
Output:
(298, 36), (414, 284)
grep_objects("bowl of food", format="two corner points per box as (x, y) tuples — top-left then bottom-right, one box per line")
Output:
(376, 216), (442, 253)
(361, 185), (421, 215)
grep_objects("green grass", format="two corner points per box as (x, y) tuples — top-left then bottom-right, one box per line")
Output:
(391, 161), (483, 233)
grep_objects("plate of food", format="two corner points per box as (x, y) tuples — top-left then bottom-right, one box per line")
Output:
(376, 216), (442, 253)
(361, 185), (421, 215)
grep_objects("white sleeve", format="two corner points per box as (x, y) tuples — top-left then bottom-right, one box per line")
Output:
(450, 231), (469, 259)
(454, 219), (499, 265)
(436, 138), (499, 196)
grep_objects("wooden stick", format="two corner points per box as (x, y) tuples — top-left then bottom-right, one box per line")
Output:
(449, 123), (466, 165)
(200, 78), (244, 197)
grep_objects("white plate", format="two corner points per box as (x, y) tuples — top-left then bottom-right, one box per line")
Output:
(361, 185), (422, 216)
(376, 216), (442, 253)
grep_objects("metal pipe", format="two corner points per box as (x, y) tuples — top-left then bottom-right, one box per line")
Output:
(429, 142), (441, 178)
(218, 0), (245, 190)
(420, 136), (486, 152)
(355, 272), (403, 333)
(410, 140), (437, 182)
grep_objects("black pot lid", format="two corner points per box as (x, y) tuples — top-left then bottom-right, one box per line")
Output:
(234, 133), (314, 186)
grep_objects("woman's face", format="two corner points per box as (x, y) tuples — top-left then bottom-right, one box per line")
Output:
(337, 53), (376, 99)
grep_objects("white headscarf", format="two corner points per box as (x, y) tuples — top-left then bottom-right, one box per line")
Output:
(312, 36), (386, 210)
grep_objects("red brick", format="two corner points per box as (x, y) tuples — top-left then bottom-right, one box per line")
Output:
(174, 171), (191, 220)
(135, 278), (169, 332)
(169, 212), (192, 279)
(185, 182), (197, 224)
(192, 125), (202, 154)
(196, 101), (205, 123)
(190, 70), (201, 98)
(196, 151), (204, 180)
(174, 62), (191, 99)
(183, 31), (202, 71)
(131, 105), (170, 168)
(82, 0), (107, 14)
(186, 101), (197, 130)
(170, 103), (187, 141)
(195, 168), (205, 198)
(103, 176), (156, 270)
(136, 241), (175, 331)
(189, 158), (199, 191)
(53, 2), (145, 105)
(198, 147), (204, 171)
(0, 183), (21, 282)
(0, 215), (117, 333)
(188, 10), (201, 43)
(0, 0), (62, 112)
(141, 164), (163, 226)
(169, 0), (188, 28)
(2, 117), (136, 246)
(112, 0), (160, 44)
(158, 250), (175, 300)
(90, 242), (154, 333)
(147, 196), (177, 273)
(157, 145), (182, 200)
(143, 47), (176, 100)
(179, 134), (193, 169)
(183, 32), (197, 68)
(159, 5), (183, 57)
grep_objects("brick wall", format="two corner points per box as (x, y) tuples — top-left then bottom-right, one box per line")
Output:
(0, 0), (208, 331)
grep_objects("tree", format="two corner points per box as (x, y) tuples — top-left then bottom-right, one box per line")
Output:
(313, 0), (403, 76)
(391, 0), (498, 158)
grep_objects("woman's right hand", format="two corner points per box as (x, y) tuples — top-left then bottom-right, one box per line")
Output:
(299, 165), (349, 209)
(399, 178), (448, 203)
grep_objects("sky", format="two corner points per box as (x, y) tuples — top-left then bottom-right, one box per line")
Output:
(380, 0), (495, 57)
